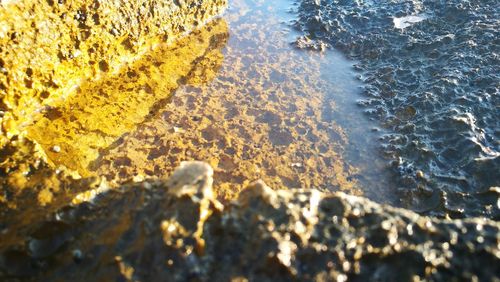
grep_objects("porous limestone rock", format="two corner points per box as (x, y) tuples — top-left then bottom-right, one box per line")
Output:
(0, 0), (227, 143)
(0, 3), (229, 211)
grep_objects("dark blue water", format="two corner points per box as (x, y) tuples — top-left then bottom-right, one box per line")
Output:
(292, 0), (500, 218)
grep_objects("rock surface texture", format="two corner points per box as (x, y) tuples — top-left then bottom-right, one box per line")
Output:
(0, 0), (228, 212)
(0, 0), (498, 281)
(0, 162), (498, 281)
(292, 0), (500, 218)
(0, 0), (227, 143)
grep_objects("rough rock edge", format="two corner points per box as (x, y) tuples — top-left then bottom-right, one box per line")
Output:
(1, 162), (498, 281)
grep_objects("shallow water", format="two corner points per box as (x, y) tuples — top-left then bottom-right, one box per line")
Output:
(1, 0), (403, 255)
(21, 0), (395, 202)
(3, 0), (495, 220)
(90, 0), (389, 200)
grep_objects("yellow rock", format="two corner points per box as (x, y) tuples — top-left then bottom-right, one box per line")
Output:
(0, 0), (227, 141)
(24, 17), (229, 175)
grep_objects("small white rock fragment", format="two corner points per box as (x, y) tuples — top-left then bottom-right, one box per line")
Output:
(393, 14), (427, 29)
(173, 126), (185, 133)
(133, 174), (145, 182)
(51, 145), (61, 153)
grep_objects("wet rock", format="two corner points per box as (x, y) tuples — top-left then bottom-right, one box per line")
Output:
(27, 221), (72, 259)
(292, 0), (500, 217)
(26, 18), (230, 175)
(294, 35), (329, 51)
(0, 162), (497, 281)
(0, 16), (230, 212)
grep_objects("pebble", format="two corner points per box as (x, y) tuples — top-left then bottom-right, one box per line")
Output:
(72, 249), (83, 263)
(173, 126), (185, 133)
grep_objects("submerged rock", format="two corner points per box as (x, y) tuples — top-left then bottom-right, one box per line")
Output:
(0, 162), (497, 281)
(0, 0), (497, 279)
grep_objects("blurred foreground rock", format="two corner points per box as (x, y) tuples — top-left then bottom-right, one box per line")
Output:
(0, 0), (227, 144)
(1, 162), (498, 281)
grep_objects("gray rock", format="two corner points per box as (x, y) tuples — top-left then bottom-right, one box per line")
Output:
(0, 162), (498, 281)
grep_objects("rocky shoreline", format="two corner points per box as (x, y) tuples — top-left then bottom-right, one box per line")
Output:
(291, 0), (500, 218)
(1, 0), (498, 280)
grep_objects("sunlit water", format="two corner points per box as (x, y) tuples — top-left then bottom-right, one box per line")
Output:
(90, 0), (394, 202)
(24, 0), (393, 203)
(2, 0), (497, 276)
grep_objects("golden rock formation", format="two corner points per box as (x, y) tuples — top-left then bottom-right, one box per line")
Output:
(0, 0), (227, 143)
(27, 19), (229, 175)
